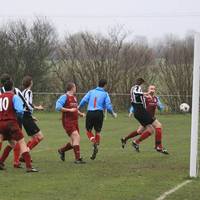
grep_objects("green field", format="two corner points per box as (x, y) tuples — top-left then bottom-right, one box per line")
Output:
(0, 112), (199, 200)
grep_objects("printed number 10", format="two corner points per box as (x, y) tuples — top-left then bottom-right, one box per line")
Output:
(0, 97), (9, 111)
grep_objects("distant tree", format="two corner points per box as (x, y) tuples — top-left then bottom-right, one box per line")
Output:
(157, 34), (193, 111)
(0, 18), (57, 91)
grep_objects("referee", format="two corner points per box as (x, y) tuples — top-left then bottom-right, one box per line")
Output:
(130, 78), (155, 152)
(79, 79), (117, 160)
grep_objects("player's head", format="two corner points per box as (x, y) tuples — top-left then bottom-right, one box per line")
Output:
(0, 73), (11, 87)
(22, 76), (33, 89)
(136, 78), (145, 86)
(99, 79), (107, 88)
(4, 79), (14, 91)
(148, 85), (156, 95)
(66, 82), (76, 94)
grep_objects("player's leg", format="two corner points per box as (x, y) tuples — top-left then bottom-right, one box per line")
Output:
(27, 131), (44, 151)
(152, 120), (169, 154)
(58, 132), (73, 162)
(0, 140), (15, 170)
(71, 130), (85, 164)
(94, 111), (104, 145)
(0, 138), (3, 169)
(0, 134), (3, 150)
(91, 111), (104, 160)
(23, 112), (44, 151)
(121, 125), (145, 148)
(132, 108), (155, 152)
(132, 125), (154, 152)
(10, 122), (38, 172)
(13, 142), (21, 168)
(85, 111), (95, 143)
(18, 138), (38, 172)
(13, 116), (23, 168)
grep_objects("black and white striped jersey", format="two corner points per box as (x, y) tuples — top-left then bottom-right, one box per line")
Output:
(130, 85), (146, 107)
(22, 89), (34, 112)
(0, 87), (32, 112)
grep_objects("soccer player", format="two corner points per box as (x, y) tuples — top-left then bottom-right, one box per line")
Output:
(0, 73), (33, 168)
(78, 79), (117, 160)
(0, 78), (38, 172)
(20, 76), (44, 157)
(56, 82), (86, 164)
(121, 78), (168, 153)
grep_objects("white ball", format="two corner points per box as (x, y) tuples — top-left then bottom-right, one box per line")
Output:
(180, 103), (190, 112)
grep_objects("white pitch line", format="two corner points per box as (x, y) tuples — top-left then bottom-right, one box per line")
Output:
(155, 180), (192, 200)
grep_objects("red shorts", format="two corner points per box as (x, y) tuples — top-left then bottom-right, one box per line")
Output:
(0, 120), (24, 141)
(63, 122), (79, 136)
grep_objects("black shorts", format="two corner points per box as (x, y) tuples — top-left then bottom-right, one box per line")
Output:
(86, 110), (104, 133)
(22, 112), (40, 136)
(132, 103), (155, 127)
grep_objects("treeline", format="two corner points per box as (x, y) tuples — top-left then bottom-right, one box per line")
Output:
(0, 18), (193, 112)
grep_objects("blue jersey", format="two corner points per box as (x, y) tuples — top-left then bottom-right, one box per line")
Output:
(79, 87), (114, 113)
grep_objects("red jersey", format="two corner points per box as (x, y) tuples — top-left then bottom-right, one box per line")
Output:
(145, 96), (158, 118)
(0, 92), (17, 121)
(62, 94), (78, 127)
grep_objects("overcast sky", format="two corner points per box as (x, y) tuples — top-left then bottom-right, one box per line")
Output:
(0, 0), (200, 41)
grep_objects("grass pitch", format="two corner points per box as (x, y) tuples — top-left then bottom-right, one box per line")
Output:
(0, 112), (199, 200)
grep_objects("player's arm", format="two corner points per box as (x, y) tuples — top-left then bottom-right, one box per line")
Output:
(55, 95), (77, 113)
(24, 90), (43, 110)
(78, 91), (91, 109)
(13, 95), (24, 119)
(105, 93), (117, 118)
(157, 96), (164, 111)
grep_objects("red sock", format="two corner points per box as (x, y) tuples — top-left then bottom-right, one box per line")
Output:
(73, 145), (80, 160)
(0, 145), (12, 163)
(13, 143), (20, 166)
(22, 152), (32, 169)
(136, 131), (152, 144)
(0, 142), (2, 151)
(95, 133), (101, 145)
(60, 143), (73, 152)
(27, 137), (42, 150)
(125, 130), (139, 141)
(27, 140), (32, 147)
(155, 128), (162, 148)
(86, 131), (95, 143)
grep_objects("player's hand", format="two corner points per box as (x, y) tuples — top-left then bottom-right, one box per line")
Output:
(70, 108), (78, 112)
(79, 112), (85, 117)
(35, 105), (44, 110)
(112, 112), (117, 118)
(32, 116), (38, 122)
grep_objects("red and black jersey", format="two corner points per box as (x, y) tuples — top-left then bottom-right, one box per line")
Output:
(62, 94), (78, 127)
(0, 92), (17, 121)
(145, 96), (158, 118)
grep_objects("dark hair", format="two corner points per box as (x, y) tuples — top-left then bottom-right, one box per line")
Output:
(1, 73), (11, 85)
(4, 79), (14, 91)
(22, 76), (32, 89)
(98, 79), (107, 87)
(66, 82), (75, 91)
(136, 78), (145, 85)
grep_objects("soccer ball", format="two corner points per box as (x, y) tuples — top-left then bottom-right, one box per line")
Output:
(180, 103), (190, 112)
